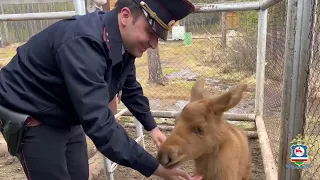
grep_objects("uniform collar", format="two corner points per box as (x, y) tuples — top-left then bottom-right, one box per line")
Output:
(103, 9), (125, 66)
(122, 45), (125, 55)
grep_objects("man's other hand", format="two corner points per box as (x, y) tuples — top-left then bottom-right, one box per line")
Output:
(150, 127), (167, 149)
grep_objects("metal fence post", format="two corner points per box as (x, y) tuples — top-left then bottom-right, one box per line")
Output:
(135, 118), (145, 149)
(103, 156), (114, 180)
(255, 0), (268, 118)
(277, 0), (297, 178)
(254, 1), (278, 180)
(73, 0), (86, 15)
(278, 0), (314, 179)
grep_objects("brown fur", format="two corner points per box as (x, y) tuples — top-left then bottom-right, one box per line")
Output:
(157, 78), (252, 180)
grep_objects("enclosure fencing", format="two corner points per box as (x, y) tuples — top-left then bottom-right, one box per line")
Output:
(278, 0), (320, 179)
(0, 0), (319, 180)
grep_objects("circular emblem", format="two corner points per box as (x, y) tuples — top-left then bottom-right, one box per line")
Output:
(294, 146), (305, 157)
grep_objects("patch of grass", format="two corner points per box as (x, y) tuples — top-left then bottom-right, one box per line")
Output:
(192, 64), (256, 88)
(0, 38), (256, 102)
(0, 44), (20, 67)
(239, 74), (257, 87)
(118, 116), (175, 126)
(133, 38), (257, 100)
(162, 67), (180, 75)
(193, 65), (241, 82)
(135, 53), (148, 66)
(134, 40), (209, 80)
(157, 39), (218, 68)
(0, 51), (15, 60)
(230, 121), (256, 131)
(139, 78), (194, 100)
(118, 116), (135, 123)
(168, 79), (194, 90)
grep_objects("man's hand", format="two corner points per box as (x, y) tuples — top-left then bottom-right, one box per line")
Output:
(153, 164), (202, 180)
(191, 175), (202, 180)
(150, 127), (167, 149)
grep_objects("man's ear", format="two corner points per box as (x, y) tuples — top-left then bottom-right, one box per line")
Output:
(208, 83), (247, 114)
(190, 78), (205, 102)
(119, 7), (131, 25)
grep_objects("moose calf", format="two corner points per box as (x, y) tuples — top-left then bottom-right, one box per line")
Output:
(157, 79), (252, 180)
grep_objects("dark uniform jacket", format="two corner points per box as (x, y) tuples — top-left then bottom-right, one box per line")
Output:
(0, 9), (159, 177)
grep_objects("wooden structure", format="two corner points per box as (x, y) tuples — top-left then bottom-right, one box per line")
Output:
(226, 12), (240, 29)
(109, 0), (116, 9)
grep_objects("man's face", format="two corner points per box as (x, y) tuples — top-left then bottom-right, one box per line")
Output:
(118, 7), (159, 57)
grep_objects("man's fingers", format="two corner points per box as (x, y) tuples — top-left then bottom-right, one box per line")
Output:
(155, 139), (162, 149)
(154, 140), (159, 148)
(191, 175), (202, 180)
(172, 169), (191, 180)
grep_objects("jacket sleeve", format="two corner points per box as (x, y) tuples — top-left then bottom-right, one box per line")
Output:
(120, 60), (157, 131)
(55, 36), (159, 177)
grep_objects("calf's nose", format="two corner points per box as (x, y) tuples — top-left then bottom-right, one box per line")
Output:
(157, 146), (178, 166)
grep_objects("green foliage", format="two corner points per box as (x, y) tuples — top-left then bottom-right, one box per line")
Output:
(163, 67), (180, 75)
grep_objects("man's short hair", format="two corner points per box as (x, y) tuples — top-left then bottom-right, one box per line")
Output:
(115, 0), (143, 23)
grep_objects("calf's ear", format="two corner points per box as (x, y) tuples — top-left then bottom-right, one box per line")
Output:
(209, 83), (247, 114)
(190, 78), (205, 102)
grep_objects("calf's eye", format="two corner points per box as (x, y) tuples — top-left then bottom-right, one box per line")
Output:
(195, 127), (204, 136)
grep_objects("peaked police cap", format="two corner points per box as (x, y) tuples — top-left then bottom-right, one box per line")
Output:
(132, 0), (195, 41)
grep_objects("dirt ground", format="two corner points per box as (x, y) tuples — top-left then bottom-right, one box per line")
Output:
(0, 155), (25, 180)
(0, 134), (97, 180)
(0, 125), (265, 180)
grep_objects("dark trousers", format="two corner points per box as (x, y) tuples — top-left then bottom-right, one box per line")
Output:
(17, 124), (89, 180)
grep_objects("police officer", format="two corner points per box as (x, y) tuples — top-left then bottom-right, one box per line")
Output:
(0, 0), (198, 179)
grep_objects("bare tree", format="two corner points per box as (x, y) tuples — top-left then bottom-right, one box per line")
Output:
(147, 47), (168, 85)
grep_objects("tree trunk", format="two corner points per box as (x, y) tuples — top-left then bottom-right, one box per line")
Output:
(221, 12), (227, 48)
(147, 47), (168, 85)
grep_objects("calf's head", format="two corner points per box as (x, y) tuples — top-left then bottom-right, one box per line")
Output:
(157, 79), (247, 168)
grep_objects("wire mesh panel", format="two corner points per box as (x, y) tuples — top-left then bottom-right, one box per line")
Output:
(0, 2), (75, 68)
(123, 2), (259, 129)
(263, 0), (287, 167)
(302, 0), (320, 178)
(275, 0), (320, 179)
(0, 2), (82, 179)
(0, 1), (267, 179)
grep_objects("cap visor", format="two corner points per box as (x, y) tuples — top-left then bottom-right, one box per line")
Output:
(142, 8), (168, 41)
(150, 20), (168, 41)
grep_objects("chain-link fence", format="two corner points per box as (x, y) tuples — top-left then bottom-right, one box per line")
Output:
(302, 0), (320, 178)
(0, 1), (261, 179)
(0, 1), (259, 126)
(266, 0), (320, 179)
(263, 0), (287, 168)
(263, 0), (320, 179)
(0, 1), (74, 68)
(122, 1), (258, 127)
